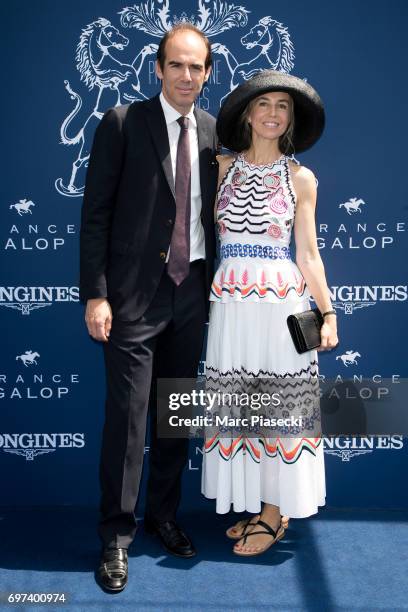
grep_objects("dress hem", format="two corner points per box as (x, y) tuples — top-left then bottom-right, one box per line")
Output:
(201, 493), (326, 518)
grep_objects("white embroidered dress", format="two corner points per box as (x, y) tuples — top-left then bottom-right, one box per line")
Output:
(201, 154), (326, 518)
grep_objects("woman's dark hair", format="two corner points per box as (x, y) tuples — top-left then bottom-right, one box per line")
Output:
(157, 24), (212, 71)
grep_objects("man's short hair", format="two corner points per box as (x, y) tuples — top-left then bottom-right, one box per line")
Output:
(157, 23), (212, 71)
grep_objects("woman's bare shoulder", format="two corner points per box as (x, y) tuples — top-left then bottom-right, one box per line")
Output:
(217, 154), (236, 187)
(288, 160), (316, 181)
(288, 161), (317, 192)
(217, 153), (236, 168)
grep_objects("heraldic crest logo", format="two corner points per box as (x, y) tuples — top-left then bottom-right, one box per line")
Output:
(55, 0), (295, 197)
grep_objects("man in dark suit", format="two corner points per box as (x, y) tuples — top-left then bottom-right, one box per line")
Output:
(80, 24), (218, 592)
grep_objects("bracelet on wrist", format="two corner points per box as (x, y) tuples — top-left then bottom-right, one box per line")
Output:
(322, 310), (336, 318)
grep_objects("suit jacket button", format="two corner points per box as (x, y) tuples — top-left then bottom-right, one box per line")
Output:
(159, 251), (167, 260)
(166, 219), (173, 226)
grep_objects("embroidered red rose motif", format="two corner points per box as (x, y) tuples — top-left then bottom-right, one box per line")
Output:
(268, 224), (282, 238)
(268, 187), (287, 214)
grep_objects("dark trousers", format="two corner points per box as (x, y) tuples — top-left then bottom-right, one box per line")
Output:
(98, 261), (206, 549)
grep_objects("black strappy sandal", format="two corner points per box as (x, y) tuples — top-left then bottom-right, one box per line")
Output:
(227, 514), (289, 539)
(233, 518), (285, 556)
(226, 515), (260, 540)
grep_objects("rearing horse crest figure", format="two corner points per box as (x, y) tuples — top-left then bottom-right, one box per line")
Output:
(56, 1), (294, 197)
(212, 16), (294, 103)
(56, 16), (156, 197)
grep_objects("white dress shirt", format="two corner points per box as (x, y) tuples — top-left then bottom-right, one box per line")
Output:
(159, 92), (206, 262)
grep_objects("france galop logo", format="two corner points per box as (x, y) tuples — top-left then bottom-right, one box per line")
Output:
(339, 197), (366, 215)
(335, 351), (361, 367)
(16, 351), (40, 367)
(9, 199), (35, 216)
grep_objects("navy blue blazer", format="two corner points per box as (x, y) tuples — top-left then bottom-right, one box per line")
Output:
(79, 94), (218, 321)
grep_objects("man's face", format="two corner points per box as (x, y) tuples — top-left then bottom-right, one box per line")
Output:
(156, 31), (211, 114)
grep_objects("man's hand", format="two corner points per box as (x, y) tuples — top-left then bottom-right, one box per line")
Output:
(85, 298), (113, 342)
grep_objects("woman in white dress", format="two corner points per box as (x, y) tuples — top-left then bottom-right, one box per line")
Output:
(201, 71), (338, 556)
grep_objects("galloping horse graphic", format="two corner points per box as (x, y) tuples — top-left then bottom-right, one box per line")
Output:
(336, 351), (361, 367)
(9, 199), (35, 216)
(212, 17), (294, 104)
(16, 350), (40, 366)
(339, 198), (365, 215)
(55, 17), (157, 197)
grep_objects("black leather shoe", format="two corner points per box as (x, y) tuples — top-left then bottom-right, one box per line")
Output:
(97, 548), (128, 592)
(144, 517), (196, 558)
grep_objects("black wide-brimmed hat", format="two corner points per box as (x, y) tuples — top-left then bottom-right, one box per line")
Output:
(216, 70), (325, 154)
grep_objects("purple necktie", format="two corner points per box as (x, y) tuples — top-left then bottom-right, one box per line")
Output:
(167, 116), (191, 286)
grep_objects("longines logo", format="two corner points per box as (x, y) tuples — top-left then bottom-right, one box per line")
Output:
(317, 196), (405, 250)
(327, 285), (407, 314)
(323, 436), (403, 461)
(6, 198), (76, 251)
(0, 286), (79, 315)
(0, 433), (85, 461)
(56, 1), (295, 196)
(0, 351), (80, 400)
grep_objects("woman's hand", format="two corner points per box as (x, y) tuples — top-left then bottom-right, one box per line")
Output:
(318, 316), (338, 351)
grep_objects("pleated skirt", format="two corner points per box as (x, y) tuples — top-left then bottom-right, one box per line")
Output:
(201, 299), (326, 517)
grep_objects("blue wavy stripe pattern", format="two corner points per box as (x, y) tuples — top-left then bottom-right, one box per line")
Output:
(220, 243), (291, 260)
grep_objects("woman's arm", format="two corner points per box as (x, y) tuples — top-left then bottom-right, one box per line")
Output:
(214, 154), (235, 221)
(292, 164), (338, 351)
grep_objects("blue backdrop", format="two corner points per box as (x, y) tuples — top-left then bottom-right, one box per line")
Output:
(1, 0), (407, 510)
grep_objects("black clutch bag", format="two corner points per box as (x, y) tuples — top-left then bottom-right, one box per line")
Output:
(287, 308), (324, 354)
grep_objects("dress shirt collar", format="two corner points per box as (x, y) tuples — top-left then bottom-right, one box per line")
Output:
(159, 92), (197, 128)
